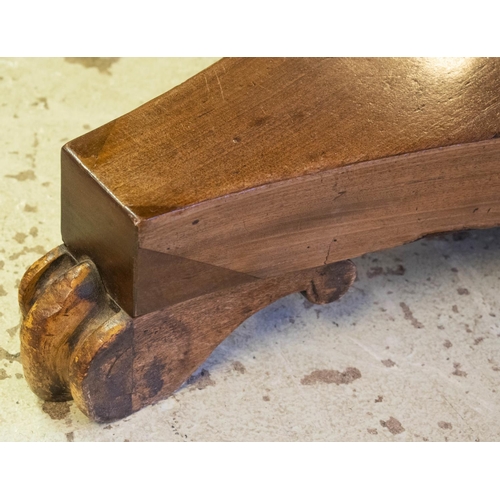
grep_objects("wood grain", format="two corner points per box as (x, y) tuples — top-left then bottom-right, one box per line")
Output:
(139, 139), (500, 282)
(125, 260), (356, 419)
(61, 149), (137, 315)
(60, 58), (500, 316)
(65, 58), (500, 218)
(19, 245), (355, 421)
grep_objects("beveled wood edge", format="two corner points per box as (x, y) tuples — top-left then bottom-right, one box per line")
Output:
(133, 138), (500, 313)
(138, 136), (500, 242)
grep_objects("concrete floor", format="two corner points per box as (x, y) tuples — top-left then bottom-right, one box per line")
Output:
(1, 58), (499, 441)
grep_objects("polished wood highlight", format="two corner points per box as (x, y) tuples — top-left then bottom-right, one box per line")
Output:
(66, 58), (500, 217)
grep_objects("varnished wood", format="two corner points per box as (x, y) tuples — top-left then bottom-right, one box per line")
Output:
(61, 58), (500, 317)
(66, 58), (500, 216)
(61, 149), (136, 315)
(138, 139), (500, 314)
(19, 58), (500, 421)
(19, 245), (355, 421)
(19, 247), (128, 404)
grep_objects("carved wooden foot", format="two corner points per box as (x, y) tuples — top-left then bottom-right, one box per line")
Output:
(19, 245), (355, 422)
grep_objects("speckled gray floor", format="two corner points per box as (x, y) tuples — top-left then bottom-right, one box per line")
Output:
(1, 58), (499, 441)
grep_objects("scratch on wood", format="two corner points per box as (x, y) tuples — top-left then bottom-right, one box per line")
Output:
(324, 236), (336, 265)
(333, 190), (346, 202)
(215, 71), (225, 101)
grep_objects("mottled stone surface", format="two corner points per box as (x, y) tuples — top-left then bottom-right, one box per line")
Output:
(1, 58), (499, 441)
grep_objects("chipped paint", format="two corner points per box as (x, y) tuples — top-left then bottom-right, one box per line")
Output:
(232, 361), (246, 374)
(42, 401), (71, 420)
(64, 57), (120, 75)
(380, 417), (405, 435)
(301, 367), (361, 386)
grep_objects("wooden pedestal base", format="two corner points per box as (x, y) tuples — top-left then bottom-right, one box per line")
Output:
(19, 245), (355, 422)
(18, 58), (500, 422)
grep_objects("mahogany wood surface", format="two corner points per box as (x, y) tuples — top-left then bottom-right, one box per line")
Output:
(19, 58), (500, 421)
(138, 139), (500, 315)
(19, 246), (355, 421)
(62, 58), (500, 317)
(66, 58), (500, 217)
